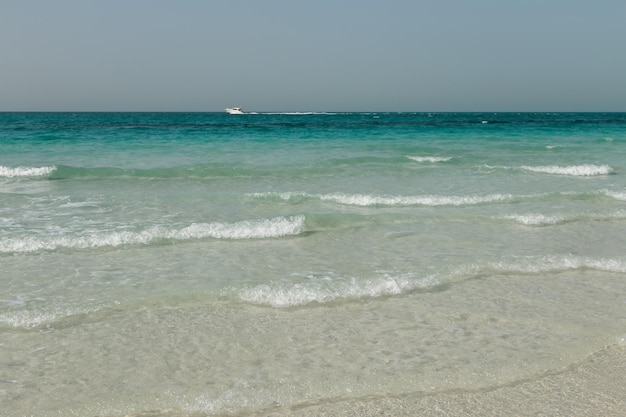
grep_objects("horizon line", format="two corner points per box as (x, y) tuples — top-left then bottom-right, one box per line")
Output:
(2, 110), (626, 114)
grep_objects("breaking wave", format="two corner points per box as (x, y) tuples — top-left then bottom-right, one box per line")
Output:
(236, 255), (626, 307)
(0, 306), (103, 329)
(4, 255), (625, 327)
(252, 189), (626, 208)
(0, 215), (305, 253)
(237, 273), (440, 308)
(250, 191), (515, 207)
(501, 213), (565, 226)
(406, 155), (453, 163)
(0, 165), (57, 178)
(319, 193), (513, 206)
(604, 190), (626, 201)
(520, 164), (613, 176)
(501, 210), (626, 226)
(487, 255), (626, 275)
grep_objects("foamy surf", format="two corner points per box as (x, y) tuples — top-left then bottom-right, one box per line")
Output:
(501, 210), (626, 226)
(406, 155), (453, 163)
(0, 215), (305, 253)
(488, 255), (626, 275)
(237, 272), (439, 307)
(235, 255), (626, 307)
(604, 190), (626, 201)
(502, 213), (565, 226)
(319, 192), (514, 206)
(520, 164), (613, 176)
(251, 191), (515, 207)
(0, 165), (56, 177)
(0, 306), (103, 329)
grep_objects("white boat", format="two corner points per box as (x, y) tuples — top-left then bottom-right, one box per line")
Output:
(225, 107), (244, 115)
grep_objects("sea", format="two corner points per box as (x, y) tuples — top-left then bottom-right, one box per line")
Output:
(1, 112), (625, 416)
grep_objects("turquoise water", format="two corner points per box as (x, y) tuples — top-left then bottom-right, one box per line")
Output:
(1, 112), (626, 416)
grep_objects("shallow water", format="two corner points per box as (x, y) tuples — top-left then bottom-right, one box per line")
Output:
(1, 112), (625, 416)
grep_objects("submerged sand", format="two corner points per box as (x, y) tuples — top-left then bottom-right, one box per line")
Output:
(270, 345), (625, 417)
(120, 343), (624, 417)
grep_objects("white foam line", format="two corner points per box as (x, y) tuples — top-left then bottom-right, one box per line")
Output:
(0, 165), (57, 178)
(236, 255), (626, 307)
(501, 213), (564, 226)
(319, 193), (513, 207)
(0, 306), (103, 329)
(604, 190), (626, 201)
(238, 273), (439, 307)
(520, 164), (613, 176)
(407, 155), (453, 163)
(488, 255), (626, 274)
(250, 191), (517, 207)
(0, 215), (306, 253)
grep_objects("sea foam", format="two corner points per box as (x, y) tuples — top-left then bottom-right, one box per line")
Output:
(501, 210), (626, 226)
(604, 190), (626, 201)
(406, 155), (453, 163)
(0, 215), (305, 253)
(238, 273), (439, 307)
(0, 306), (102, 329)
(488, 255), (626, 275)
(0, 165), (56, 178)
(520, 164), (613, 176)
(236, 255), (626, 307)
(318, 192), (513, 207)
(251, 191), (514, 207)
(502, 213), (564, 226)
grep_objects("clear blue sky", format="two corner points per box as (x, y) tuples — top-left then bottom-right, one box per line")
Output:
(1, 0), (625, 112)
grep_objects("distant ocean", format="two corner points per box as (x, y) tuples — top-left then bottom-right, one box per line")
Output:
(2, 112), (625, 416)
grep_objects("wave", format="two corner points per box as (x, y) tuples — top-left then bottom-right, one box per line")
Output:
(3, 162), (614, 182)
(237, 273), (439, 308)
(0, 306), (103, 329)
(406, 155), (453, 163)
(501, 213), (565, 226)
(0, 215), (305, 253)
(236, 255), (626, 307)
(251, 189), (626, 211)
(4, 255), (624, 328)
(0, 164), (277, 181)
(320, 193), (515, 206)
(2, 159), (411, 182)
(520, 164), (613, 176)
(604, 190), (626, 201)
(48, 165), (255, 180)
(250, 191), (515, 207)
(487, 255), (626, 275)
(0, 165), (57, 178)
(480, 164), (615, 177)
(501, 210), (626, 226)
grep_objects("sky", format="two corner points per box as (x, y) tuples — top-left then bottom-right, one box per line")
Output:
(1, 0), (625, 112)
